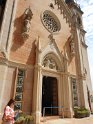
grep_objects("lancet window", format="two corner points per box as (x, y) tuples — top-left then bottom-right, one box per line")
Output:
(14, 69), (25, 110)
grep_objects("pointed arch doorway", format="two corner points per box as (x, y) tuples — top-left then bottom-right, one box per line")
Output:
(42, 76), (58, 116)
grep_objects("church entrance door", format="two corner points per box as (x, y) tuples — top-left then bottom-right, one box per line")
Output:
(42, 76), (58, 116)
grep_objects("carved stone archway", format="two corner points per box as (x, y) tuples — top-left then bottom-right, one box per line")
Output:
(42, 52), (62, 71)
(32, 38), (73, 124)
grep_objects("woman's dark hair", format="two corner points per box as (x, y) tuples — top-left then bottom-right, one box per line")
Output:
(7, 99), (15, 106)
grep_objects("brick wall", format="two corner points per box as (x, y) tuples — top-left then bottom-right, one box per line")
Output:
(9, 0), (76, 74)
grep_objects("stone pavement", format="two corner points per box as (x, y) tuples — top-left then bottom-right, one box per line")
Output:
(41, 115), (93, 124)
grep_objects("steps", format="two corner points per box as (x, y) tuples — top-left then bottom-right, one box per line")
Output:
(40, 116), (60, 124)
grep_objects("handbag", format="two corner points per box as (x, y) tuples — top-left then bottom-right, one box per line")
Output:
(2, 108), (11, 122)
(2, 114), (11, 122)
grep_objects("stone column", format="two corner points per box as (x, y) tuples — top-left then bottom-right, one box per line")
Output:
(0, 65), (7, 106)
(58, 74), (64, 116)
(73, 27), (86, 107)
(32, 38), (42, 124)
(63, 74), (73, 117)
(32, 65), (42, 124)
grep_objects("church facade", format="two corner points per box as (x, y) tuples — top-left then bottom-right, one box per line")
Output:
(0, 0), (93, 124)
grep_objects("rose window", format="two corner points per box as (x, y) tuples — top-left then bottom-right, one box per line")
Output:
(41, 10), (61, 33)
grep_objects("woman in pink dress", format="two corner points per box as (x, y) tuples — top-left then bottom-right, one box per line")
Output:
(2, 99), (15, 124)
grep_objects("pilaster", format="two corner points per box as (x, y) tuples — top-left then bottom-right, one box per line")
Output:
(73, 26), (86, 107)
(63, 73), (73, 117)
(32, 65), (42, 124)
(0, 0), (16, 55)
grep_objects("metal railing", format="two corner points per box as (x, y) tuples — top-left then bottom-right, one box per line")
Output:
(43, 106), (64, 118)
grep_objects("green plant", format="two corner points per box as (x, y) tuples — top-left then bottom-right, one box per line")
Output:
(25, 115), (34, 124)
(15, 116), (25, 124)
(74, 107), (90, 118)
(14, 113), (34, 124)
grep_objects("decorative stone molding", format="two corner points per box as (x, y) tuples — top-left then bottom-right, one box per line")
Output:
(41, 10), (61, 33)
(77, 16), (82, 26)
(81, 41), (88, 48)
(82, 68), (87, 80)
(49, 3), (54, 9)
(69, 35), (75, 56)
(0, 51), (6, 58)
(35, 35), (65, 72)
(79, 68), (87, 80)
(48, 34), (55, 43)
(42, 56), (58, 70)
(0, 0), (15, 52)
(53, 0), (74, 27)
(22, 7), (33, 39)
(0, 57), (34, 69)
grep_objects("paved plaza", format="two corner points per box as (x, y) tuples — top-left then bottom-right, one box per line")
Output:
(41, 115), (93, 124)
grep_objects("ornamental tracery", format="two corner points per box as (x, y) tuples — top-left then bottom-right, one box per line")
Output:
(69, 35), (75, 56)
(41, 10), (61, 33)
(42, 56), (58, 70)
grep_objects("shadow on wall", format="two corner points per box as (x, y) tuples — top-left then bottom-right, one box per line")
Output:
(63, 36), (74, 66)
(22, 69), (34, 113)
(10, 14), (36, 65)
(26, 39), (36, 65)
(11, 14), (24, 51)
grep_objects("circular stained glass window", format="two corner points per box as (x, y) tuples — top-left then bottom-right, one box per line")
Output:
(41, 10), (61, 33)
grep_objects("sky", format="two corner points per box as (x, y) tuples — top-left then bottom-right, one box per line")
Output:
(76, 0), (93, 89)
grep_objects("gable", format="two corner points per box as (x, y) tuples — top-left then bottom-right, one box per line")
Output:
(36, 34), (65, 71)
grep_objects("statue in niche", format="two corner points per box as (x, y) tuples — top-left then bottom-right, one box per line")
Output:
(43, 57), (50, 67)
(42, 57), (57, 70)
(22, 7), (33, 39)
(70, 35), (75, 55)
(49, 58), (57, 69)
(83, 68), (87, 79)
(49, 3), (54, 9)
(48, 34), (55, 43)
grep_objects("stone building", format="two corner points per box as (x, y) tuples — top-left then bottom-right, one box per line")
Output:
(0, 0), (93, 124)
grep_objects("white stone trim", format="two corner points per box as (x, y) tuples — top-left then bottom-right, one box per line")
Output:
(0, 0), (17, 57)
(0, 59), (34, 69)
(41, 68), (62, 113)
(37, 37), (65, 72)
(0, 65), (8, 112)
